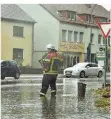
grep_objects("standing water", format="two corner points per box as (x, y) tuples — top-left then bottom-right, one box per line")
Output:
(1, 78), (110, 119)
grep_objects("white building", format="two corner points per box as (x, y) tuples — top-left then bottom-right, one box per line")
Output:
(19, 4), (110, 68)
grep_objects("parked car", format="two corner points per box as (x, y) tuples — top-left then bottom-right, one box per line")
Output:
(1, 60), (21, 80)
(63, 62), (104, 78)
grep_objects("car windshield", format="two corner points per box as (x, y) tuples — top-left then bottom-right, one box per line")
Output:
(73, 63), (87, 68)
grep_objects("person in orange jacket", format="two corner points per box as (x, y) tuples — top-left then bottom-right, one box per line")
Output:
(39, 44), (63, 97)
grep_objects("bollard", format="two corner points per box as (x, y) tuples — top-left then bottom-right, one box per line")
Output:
(78, 82), (86, 101)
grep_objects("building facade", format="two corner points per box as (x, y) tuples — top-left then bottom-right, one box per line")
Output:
(19, 4), (110, 68)
(1, 4), (36, 66)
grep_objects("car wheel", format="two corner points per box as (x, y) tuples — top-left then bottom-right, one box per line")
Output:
(14, 72), (20, 79)
(80, 71), (85, 78)
(85, 76), (88, 78)
(97, 71), (103, 78)
(66, 76), (71, 78)
(1, 76), (5, 80)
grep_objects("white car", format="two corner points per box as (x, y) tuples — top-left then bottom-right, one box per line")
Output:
(63, 62), (104, 78)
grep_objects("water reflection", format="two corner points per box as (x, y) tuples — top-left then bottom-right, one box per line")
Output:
(1, 78), (110, 119)
(41, 97), (56, 119)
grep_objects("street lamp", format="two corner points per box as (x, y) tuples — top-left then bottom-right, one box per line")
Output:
(89, 4), (97, 62)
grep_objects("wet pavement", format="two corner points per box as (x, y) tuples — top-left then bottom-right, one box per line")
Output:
(1, 77), (110, 119)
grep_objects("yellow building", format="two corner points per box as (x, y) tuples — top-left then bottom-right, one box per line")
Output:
(1, 4), (36, 66)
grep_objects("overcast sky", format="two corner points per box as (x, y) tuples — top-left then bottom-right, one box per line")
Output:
(100, 4), (111, 11)
(0, 1), (111, 11)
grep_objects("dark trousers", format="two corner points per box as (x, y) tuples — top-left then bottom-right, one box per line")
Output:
(40, 74), (58, 95)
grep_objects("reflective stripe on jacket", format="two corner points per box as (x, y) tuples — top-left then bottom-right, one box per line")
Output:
(39, 51), (63, 74)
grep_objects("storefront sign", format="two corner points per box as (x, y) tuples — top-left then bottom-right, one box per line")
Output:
(59, 41), (84, 53)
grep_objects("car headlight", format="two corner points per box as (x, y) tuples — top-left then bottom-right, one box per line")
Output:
(74, 69), (79, 72)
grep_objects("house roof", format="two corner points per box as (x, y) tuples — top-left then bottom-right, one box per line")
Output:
(41, 4), (109, 24)
(1, 4), (36, 23)
(40, 4), (85, 24)
(82, 4), (110, 18)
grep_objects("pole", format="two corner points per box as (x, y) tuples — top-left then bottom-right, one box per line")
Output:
(89, 28), (92, 62)
(104, 38), (107, 87)
(67, 43), (68, 67)
(89, 4), (97, 62)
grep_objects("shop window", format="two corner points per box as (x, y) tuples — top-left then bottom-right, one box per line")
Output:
(73, 56), (76, 65)
(67, 55), (70, 67)
(77, 57), (80, 63)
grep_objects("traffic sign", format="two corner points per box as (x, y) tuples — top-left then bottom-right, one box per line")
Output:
(97, 22), (111, 88)
(99, 47), (104, 51)
(97, 22), (111, 39)
(96, 57), (105, 60)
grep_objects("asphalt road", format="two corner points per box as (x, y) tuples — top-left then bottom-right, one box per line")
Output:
(1, 75), (110, 119)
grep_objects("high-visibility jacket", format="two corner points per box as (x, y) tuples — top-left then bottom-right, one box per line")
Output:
(39, 51), (63, 74)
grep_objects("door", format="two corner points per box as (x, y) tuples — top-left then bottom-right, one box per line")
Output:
(1, 61), (9, 77)
(8, 61), (16, 76)
(92, 63), (98, 76)
(85, 63), (93, 76)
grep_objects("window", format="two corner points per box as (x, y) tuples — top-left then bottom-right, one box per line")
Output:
(86, 15), (94, 23)
(1, 61), (9, 67)
(86, 15), (91, 23)
(68, 31), (72, 42)
(68, 12), (76, 20)
(10, 61), (17, 66)
(92, 64), (98, 67)
(67, 55), (70, 67)
(13, 26), (24, 37)
(77, 57), (80, 63)
(108, 36), (110, 46)
(91, 34), (94, 44)
(71, 56), (73, 66)
(98, 35), (101, 44)
(62, 30), (67, 41)
(103, 37), (105, 44)
(74, 31), (78, 42)
(73, 56), (76, 65)
(79, 32), (84, 43)
(13, 48), (23, 59)
(100, 18), (107, 22)
(86, 63), (92, 67)
(91, 54), (95, 62)
(86, 15), (89, 22)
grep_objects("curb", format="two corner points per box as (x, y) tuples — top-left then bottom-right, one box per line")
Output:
(20, 74), (64, 78)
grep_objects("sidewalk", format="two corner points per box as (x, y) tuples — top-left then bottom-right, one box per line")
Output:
(20, 74), (43, 78)
(20, 73), (110, 78)
(20, 74), (64, 78)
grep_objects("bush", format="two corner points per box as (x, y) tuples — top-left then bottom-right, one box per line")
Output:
(13, 59), (24, 66)
(94, 86), (110, 109)
(95, 98), (110, 107)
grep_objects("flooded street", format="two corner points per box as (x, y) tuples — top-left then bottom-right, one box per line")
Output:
(1, 77), (110, 119)
(1, 3), (110, 119)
